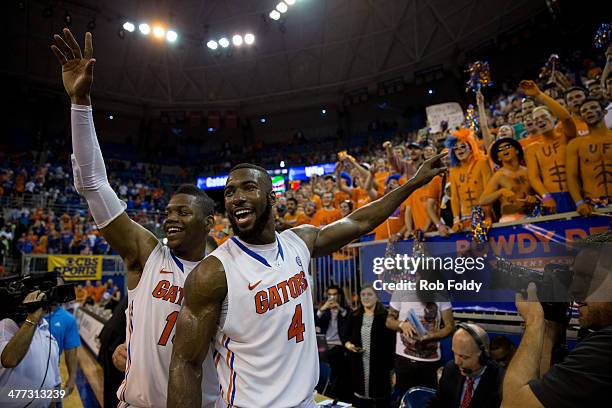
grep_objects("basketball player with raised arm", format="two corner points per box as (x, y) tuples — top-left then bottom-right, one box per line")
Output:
(167, 154), (446, 408)
(50, 28), (219, 407)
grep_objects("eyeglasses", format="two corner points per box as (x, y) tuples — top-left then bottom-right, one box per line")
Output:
(497, 144), (514, 151)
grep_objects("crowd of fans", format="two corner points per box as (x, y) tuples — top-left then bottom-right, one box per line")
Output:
(2, 45), (611, 276)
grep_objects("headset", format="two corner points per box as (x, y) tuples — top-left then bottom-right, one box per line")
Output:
(455, 322), (490, 366)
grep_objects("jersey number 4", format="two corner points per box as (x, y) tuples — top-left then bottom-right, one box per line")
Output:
(287, 304), (305, 343)
(158, 311), (179, 346)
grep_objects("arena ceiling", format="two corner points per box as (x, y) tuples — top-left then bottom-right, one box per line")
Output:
(8, 0), (546, 109)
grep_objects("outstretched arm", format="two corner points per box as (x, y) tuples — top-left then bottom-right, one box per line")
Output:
(51, 28), (157, 273)
(168, 256), (227, 408)
(520, 80), (576, 140)
(476, 89), (493, 150)
(292, 153), (446, 256)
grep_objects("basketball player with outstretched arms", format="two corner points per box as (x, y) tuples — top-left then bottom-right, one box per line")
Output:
(51, 28), (219, 407)
(167, 154), (446, 408)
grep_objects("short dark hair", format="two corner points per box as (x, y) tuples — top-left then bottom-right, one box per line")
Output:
(287, 197), (298, 205)
(173, 184), (215, 218)
(579, 97), (604, 110)
(564, 86), (586, 100)
(228, 163), (272, 191)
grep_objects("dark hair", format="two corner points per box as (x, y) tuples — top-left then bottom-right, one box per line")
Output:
(490, 335), (515, 351)
(287, 197), (298, 205)
(324, 175), (335, 182)
(172, 184), (215, 218)
(326, 284), (346, 308)
(564, 86), (586, 100)
(229, 163), (272, 192)
(340, 199), (353, 212)
(578, 97), (604, 110)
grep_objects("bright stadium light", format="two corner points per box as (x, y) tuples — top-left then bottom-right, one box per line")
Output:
(123, 22), (135, 32)
(206, 40), (218, 50)
(153, 26), (165, 38)
(166, 30), (178, 42)
(232, 34), (243, 46)
(218, 37), (230, 48)
(285, 0), (296, 5)
(244, 33), (255, 45)
(276, 2), (288, 13)
(138, 23), (150, 35)
(269, 10), (281, 20)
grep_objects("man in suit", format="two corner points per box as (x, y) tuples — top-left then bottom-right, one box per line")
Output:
(426, 323), (503, 408)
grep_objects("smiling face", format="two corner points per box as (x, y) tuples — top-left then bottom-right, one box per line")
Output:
(224, 168), (275, 242)
(407, 146), (422, 161)
(359, 286), (377, 309)
(579, 100), (604, 126)
(339, 201), (352, 217)
(532, 107), (555, 133)
(321, 191), (334, 208)
(163, 194), (212, 252)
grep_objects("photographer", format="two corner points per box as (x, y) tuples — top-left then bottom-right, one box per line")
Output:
(0, 290), (61, 407)
(502, 231), (612, 408)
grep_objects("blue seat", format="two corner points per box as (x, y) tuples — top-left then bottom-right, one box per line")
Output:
(400, 386), (436, 408)
(316, 361), (332, 395)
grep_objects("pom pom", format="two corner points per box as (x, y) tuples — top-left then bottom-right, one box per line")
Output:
(465, 104), (480, 134)
(465, 61), (493, 94)
(594, 23), (612, 49)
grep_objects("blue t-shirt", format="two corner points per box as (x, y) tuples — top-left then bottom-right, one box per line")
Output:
(44, 306), (81, 356)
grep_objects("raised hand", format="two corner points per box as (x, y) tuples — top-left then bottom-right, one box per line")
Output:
(476, 88), (485, 107)
(412, 152), (447, 186)
(519, 80), (541, 97)
(50, 28), (95, 105)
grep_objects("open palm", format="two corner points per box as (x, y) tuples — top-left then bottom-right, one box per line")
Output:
(50, 28), (95, 99)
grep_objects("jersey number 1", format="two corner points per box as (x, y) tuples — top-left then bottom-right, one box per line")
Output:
(288, 304), (305, 343)
(158, 311), (179, 346)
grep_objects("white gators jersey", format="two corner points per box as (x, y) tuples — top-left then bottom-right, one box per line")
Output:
(117, 243), (219, 408)
(211, 230), (319, 408)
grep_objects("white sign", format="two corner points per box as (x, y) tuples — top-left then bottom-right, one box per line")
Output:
(426, 102), (465, 133)
(75, 308), (105, 356)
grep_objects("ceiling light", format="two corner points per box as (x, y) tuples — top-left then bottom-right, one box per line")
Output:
(218, 37), (230, 48)
(232, 34), (243, 46)
(166, 30), (178, 42)
(276, 2), (288, 13)
(206, 40), (218, 50)
(269, 10), (281, 20)
(139, 23), (150, 35)
(244, 33), (255, 45)
(153, 26), (165, 38)
(123, 22), (135, 32)
(285, 0), (296, 5)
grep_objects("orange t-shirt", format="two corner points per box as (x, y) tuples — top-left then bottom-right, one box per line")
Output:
(311, 208), (341, 227)
(283, 211), (309, 227)
(519, 134), (543, 151)
(404, 176), (444, 231)
(373, 205), (405, 240)
(93, 285), (106, 303)
(374, 171), (390, 196)
(351, 187), (371, 209)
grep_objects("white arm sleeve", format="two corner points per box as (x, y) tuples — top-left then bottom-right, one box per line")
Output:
(71, 104), (127, 228)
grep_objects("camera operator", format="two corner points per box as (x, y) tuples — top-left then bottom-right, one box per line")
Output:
(0, 290), (61, 407)
(502, 231), (612, 408)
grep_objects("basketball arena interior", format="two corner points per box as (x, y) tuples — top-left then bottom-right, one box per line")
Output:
(1, 1), (611, 407)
